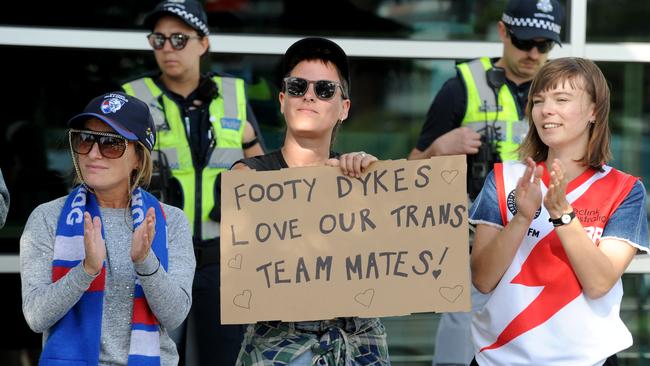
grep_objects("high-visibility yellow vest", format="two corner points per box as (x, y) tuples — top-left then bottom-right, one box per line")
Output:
(457, 57), (528, 161)
(123, 75), (247, 240)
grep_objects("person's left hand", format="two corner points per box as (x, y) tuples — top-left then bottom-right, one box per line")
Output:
(131, 207), (156, 263)
(326, 151), (378, 178)
(544, 158), (572, 218)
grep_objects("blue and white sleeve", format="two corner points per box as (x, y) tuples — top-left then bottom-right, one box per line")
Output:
(468, 170), (504, 228)
(601, 180), (649, 253)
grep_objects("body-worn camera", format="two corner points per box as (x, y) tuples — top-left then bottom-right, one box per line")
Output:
(467, 66), (506, 200)
(468, 126), (501, 200)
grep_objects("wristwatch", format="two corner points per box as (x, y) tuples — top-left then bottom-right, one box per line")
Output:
(548, 211), (575, 227)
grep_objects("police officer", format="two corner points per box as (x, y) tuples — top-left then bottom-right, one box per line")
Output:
(407, 1), (564, 365)
(122, 1), (264, 365)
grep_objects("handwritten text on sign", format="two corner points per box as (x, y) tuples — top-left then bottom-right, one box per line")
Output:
(220, 156), (469, 324)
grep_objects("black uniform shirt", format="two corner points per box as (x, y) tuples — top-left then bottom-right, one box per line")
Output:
(159, 82), (213, 167)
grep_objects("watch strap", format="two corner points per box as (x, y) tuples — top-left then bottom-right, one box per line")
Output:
(548, 211), (576, 227)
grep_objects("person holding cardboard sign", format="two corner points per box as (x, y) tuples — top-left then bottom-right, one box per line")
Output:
(230, 37), (389, 366)
(469, 58), (649, 365)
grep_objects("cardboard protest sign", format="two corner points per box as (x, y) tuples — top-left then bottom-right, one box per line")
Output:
(220, 156), (469, 324)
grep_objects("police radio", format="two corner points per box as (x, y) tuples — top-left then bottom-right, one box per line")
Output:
(468, 66), (506, 200)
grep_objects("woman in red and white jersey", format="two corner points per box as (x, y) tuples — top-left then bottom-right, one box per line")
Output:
(469, 57), (649, 366)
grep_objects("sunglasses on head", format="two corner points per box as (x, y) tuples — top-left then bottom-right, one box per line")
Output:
(69, 129), (129, 159)
(508, 29), (555, 53)
(147, 32), (202, 50)
(283, 77), (348, 100)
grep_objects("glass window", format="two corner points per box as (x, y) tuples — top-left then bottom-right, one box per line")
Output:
(3, 51), (650, 225)
(0, 46), (456, 226)
(1, 45), (648, 365)
(597, 62), (650, 181)
(0, 0), (569, 42)
(587, 1), (650, 42)
(210, 53), (456, 156)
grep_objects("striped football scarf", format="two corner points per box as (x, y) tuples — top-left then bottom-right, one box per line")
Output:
(40, 185), (168, 366)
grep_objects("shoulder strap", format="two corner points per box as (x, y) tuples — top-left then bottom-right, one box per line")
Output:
(237, 156), (267, 171)
(212, 75), (242, 120)
(125, 78), (168, 131)
(465, 58), (498, 112)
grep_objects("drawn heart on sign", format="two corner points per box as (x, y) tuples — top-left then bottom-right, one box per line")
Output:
(432, 269), (442, 279)
(228, 254), (243, 269)
(439, 285), (463, 303)
(354, 289), (375, 308)
(441, 170), (459, 184)
(233, 290), (252, 309)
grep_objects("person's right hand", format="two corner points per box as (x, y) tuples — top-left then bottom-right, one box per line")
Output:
(427, 127), (482, 156)
(83, 211), (106, 276)
(514, 157), (543, 221)
(327, 151), (377, 178)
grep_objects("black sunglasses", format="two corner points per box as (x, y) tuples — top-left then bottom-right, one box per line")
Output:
(69, 129), (129, 159)
(283, 77), (348, 100)
(508, 29), (554, 54)
(147, 32), (202, 50)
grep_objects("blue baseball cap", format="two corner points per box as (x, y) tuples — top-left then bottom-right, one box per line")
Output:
(68, 92), (156, 151)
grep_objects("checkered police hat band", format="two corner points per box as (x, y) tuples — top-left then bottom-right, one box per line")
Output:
(502, 13), (561, 35)
(164, 5), (209, 36)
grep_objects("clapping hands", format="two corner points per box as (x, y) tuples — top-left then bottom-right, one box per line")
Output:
(131, 207), (156, 264)
(543, 159), (572, 218)
(515, 157), (544, 221)
(83, 212), (106, 276)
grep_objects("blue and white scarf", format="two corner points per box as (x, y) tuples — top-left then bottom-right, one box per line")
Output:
(40, 186), (168, 366)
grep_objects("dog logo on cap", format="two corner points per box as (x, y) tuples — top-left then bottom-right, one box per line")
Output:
(101, 97), (125, 114)
(536, 0), (553, 12)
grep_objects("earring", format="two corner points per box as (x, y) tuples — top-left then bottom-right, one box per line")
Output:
(589, 120), (596, 124)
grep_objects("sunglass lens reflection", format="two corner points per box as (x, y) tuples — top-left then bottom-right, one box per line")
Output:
(511, 34), (554, 53)
(285, 78), (337, 100)
(168, 34), (187, 49)
(314, 81), (336, 99)
(149, 33), (188, 50)
(72, 132), (126, 159)
(286, 78), (308, 96)
(149, 34), (165, 49)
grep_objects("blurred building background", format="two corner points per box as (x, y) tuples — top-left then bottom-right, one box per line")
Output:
(0, 0), (649, 365)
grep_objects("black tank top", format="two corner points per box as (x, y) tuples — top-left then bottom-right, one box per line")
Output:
(237, 150), (340, 172)
(237, 150), (287, 171)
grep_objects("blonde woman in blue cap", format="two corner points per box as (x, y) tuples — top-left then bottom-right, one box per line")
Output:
(233, 37), (389, 366)
(20, 92), (195, 366)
